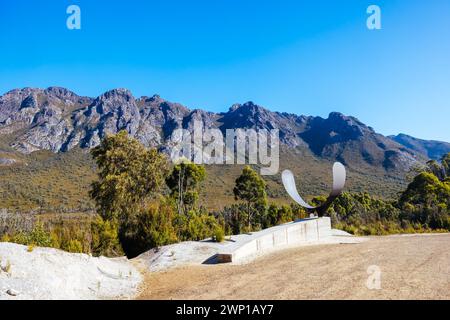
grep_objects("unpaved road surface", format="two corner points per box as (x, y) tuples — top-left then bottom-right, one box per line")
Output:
(138, 234), (450, 300)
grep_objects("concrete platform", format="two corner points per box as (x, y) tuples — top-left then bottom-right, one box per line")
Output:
(217, 217), (332, 263)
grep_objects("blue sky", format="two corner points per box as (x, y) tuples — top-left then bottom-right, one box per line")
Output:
(1, 0), (449, 141)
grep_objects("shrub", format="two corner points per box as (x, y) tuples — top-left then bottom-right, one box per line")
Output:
(66, 239), (83, 253)
(119, 201), (178, 258)
(263, 204), (279, 229)
(219, 203), (248, 235)
(49, 231), (61, 249)
(342, 224), (358, 235)
(91, 216), (123, 257)
(177, 210), (221, 242)
(213, 227), (225, 243)
(10, 223), (53, 248)
(261, 204), (297, 229)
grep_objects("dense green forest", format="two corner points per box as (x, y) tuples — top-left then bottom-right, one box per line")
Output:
(1, 132), (449, 257)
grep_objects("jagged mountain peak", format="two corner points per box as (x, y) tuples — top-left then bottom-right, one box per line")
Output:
(0, 86), (447, 173)
(140, 94), (164, 104)
(95, 88), (134, 103)
(2, 87), (81, 100)
(220, 101), (283, 132)
(2, 87), (41, 97)
(328, 112), (374, 133)
(228, 101), (269, 114)
(44, 86), (80, 98)
(327, 111), (358, 124)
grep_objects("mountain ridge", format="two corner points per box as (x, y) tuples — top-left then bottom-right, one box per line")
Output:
(0, 87), (447, 172)
(389, 133), (450, 161)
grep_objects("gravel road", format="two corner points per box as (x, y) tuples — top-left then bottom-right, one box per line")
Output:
(138, 233), (450, 300)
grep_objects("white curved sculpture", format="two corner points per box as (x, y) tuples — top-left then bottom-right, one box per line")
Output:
(282, 162), (346, 216)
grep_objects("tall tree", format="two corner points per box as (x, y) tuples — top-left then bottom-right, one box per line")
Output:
(233, 166), (267, 230)
(166, 161), (206, 215)
(90, 130), (169, 223)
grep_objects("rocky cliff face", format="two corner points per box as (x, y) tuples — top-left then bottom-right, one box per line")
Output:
(0, 87), (442, 171)
(0, 87), (91, 153)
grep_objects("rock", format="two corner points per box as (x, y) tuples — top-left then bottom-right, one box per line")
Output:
(0, 158), (17, 165)
(0, 86), (439, 171)
(0, 242), (142, 300)
(0, 87), (92, 153)
(6, 289), (19, 296)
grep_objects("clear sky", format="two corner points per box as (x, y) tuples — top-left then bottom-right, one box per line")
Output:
(1, 0), (449, 141)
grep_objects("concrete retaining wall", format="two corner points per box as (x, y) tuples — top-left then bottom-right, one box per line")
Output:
(217, 217), (332, 263)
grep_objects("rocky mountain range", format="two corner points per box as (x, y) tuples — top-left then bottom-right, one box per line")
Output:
(390, 133), (450, 161)
(1, 87), (449, 172)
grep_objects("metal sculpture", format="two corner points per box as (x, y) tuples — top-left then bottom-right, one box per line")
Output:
(282, 162), (346, 217)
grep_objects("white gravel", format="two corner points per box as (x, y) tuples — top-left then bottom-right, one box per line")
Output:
(136, 241), (225, 272)
(136, 229), (366, 271)
(0, 242), (142, 300)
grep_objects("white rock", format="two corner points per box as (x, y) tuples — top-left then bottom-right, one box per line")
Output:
(0, 242), (142, 300)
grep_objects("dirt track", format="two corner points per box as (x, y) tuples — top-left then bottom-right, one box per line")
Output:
(138, 234), (450, 300)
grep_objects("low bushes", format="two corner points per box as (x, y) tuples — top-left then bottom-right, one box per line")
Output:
(218, 202), (308, 235)
(91, 216), (123, 257)
(7, 223), (54, 248)
(120, 201), (223, 258)
(0, 201), (225, 258)
(2, 221), (92, 253)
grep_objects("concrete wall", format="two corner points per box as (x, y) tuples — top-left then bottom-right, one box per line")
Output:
(217, 217), (331, 263)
